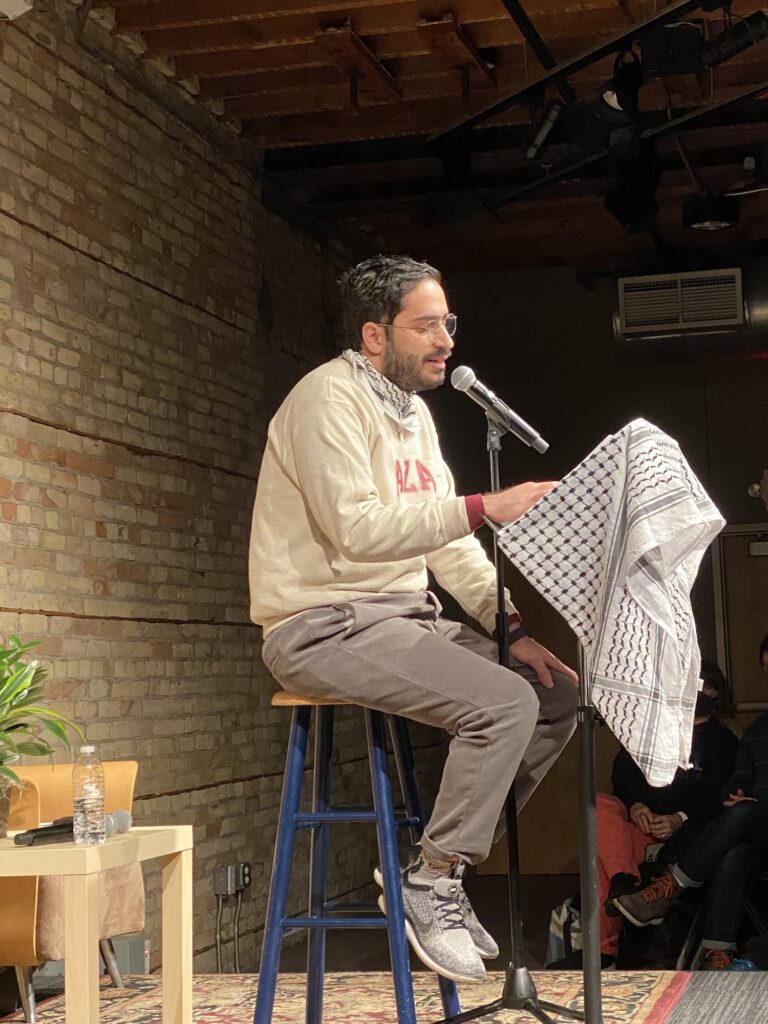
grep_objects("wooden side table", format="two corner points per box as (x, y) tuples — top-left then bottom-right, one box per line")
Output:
(0, 825), (194, 1024)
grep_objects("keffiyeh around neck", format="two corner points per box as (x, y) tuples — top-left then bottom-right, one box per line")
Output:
(343, 349), (417, 427)
(496, 418), (724, 786)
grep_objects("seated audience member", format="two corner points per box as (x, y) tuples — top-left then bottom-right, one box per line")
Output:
(614, 634), (768, 970)
(592, 661), (738, 968)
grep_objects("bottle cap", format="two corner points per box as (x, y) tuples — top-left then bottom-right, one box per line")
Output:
(79, 744), (96, 754)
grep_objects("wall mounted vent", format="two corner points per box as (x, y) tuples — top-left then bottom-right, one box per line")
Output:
(618, 268), (743, 334)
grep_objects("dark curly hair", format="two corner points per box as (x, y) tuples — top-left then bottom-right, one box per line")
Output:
(338, 255), (442, 351)
(700, 659), (733, 715)
(760, 633), (768, 666)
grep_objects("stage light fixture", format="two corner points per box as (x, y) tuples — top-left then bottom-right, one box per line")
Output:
(682, 192), (739, 230)
(564, 50), (643, 152)
(702, 10), (768, 66)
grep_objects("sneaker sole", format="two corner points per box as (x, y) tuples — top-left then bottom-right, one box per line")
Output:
(376, 893), (485, 984)
(610, 899), (664, 928)
(374, 868), (498, 960)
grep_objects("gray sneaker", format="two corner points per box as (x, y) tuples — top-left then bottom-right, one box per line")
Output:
(374, 863), (498, 960)
(376, 864), (486, 983)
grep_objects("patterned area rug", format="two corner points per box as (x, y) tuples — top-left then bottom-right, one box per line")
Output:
(0, 971), (690, 1023)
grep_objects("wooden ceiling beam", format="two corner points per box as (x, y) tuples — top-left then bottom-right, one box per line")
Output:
(314, 26), (401, 102)
(110, 0), (656, 34)
(199, 67), (344, 99)
(138, 7), (648, 60)
(417, 15), (496, 87)
(241, 94), (533, 147)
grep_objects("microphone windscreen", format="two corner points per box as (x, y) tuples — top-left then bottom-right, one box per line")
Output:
(450, 365), (476, 392)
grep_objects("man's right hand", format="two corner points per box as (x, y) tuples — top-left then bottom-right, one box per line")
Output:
(483, 481), (558, 524)
(723, 788), (757, 807)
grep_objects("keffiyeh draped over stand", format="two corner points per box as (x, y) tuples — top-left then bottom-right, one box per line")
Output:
(497, 419), (724, 786)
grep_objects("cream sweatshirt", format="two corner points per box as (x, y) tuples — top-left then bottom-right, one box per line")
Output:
(249, 356), (515, 637)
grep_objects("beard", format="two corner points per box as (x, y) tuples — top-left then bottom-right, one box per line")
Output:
(382, 339), (446, 393)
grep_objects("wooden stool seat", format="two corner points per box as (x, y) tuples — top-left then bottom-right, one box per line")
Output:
(271, 692), (350, 708)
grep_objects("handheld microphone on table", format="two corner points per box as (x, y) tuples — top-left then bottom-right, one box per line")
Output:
(13, 810), (133, 846)
(450, 365), (549, 454)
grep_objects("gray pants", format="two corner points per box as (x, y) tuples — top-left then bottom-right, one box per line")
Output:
(262, 592), (578, 865)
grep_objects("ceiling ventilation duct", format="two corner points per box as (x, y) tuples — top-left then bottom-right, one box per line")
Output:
(613, 263), (768, 358)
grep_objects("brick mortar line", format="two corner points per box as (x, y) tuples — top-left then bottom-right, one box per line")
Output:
(0, 604), (251, 626)
(0, 405), (259, 481)
(11, 18), (262, 223)
(0, 205), (250, 334)
(135, 743), (444, 802)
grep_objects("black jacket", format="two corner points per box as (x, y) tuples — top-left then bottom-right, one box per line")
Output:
(612, 716), (738, 824)
(720, 713), (768, 804)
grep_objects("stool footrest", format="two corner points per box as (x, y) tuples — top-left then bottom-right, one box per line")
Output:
(323, 900), (379, 913)
(295, 811), (420, 827)
(283, 915), (386, 930)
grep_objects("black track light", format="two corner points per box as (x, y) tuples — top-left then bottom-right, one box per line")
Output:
(702, 11), (768, 67)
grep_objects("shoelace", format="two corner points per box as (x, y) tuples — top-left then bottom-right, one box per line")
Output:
(641, 871), (678, 903)
(433, 882), (466, 931)
(703, 949), (734, 969)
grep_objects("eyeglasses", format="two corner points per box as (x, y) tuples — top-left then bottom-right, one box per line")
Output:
(374, 313), (458, 339)
(763, 663), (768, 675)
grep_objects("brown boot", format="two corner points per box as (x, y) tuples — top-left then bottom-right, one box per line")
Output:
(612, 869), (681, 927)
(701, 948), (735, 971)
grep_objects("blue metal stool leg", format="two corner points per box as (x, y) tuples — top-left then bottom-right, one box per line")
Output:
(389, 715), (461, 1020)
(254, 705), (311, 1024)
(389, 715), (426, 834)
(306, 705), (334, 1024)
(366, 709), (418, 1024)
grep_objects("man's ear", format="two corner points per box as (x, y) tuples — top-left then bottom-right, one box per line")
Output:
(361, 321), (384, 357)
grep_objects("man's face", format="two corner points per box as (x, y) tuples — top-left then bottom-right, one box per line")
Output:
(374, 277), (454, 393)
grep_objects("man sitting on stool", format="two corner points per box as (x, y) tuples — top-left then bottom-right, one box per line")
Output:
(249, 255), (579, 984)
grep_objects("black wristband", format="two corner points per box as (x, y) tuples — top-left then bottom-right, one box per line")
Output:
(508, 624), (529, 645)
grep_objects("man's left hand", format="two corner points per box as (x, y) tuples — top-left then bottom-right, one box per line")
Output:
(648, 812), (683, 840)
(509, 636), (578, 689)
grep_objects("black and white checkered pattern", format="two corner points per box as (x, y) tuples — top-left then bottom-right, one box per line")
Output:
(497, 419), (724, 785)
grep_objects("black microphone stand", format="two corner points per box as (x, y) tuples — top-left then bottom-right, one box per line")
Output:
(434, 417), (602, 1024)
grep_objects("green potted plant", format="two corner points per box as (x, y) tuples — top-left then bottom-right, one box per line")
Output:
(0, 635), (84, 836)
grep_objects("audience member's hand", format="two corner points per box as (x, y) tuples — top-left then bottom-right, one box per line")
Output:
(723, 788), (757, 807)
(630, 803), (653, 833)
(483, 481), (557, 523)
(509, 636), (578, 689)
(648, 812), (683, 840)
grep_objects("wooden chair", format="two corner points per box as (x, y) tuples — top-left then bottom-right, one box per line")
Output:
(0, 761), (145, 1022)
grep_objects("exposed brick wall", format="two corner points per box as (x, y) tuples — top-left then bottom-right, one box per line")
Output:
(0, 1), (444, 973)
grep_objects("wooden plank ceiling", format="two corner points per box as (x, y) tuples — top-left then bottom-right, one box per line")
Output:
(101, 0), (768, 268)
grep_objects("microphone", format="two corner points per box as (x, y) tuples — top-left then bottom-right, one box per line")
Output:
(450, 366), (549, 454)
(13, 809), (134, 846)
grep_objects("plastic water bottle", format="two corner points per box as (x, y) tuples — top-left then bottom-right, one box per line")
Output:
(72, 745), (106, 845)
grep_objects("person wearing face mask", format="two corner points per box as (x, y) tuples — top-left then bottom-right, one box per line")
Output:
(614, 634), (768, 969)
(565, 661), (738, 970)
